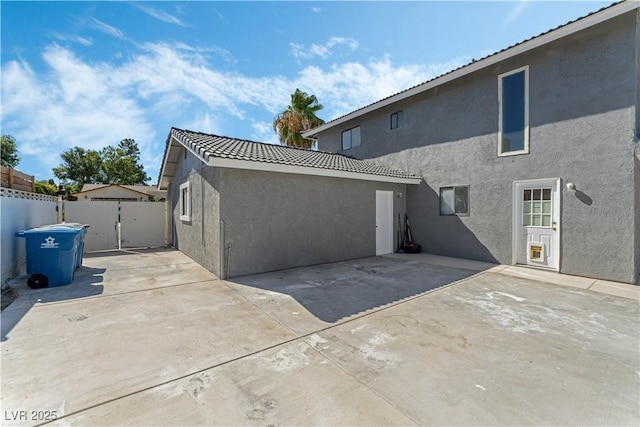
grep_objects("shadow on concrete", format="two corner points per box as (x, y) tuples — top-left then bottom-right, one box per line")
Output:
(1, 266), (105, 342)
(84, 246), (170, 258)
(229, 255), (490, 324)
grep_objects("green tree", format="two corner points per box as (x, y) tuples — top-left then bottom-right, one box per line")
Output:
(273, 88), (325, 149)
(35, 179), (58, 195)
(53, 147), (104, 189)
(101, 138), (150, 185)
(1, 135), (20, 167)
(53, 139), (150, 189)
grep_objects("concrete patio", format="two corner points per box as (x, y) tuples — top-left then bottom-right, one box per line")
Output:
(1, 248), (638, 426)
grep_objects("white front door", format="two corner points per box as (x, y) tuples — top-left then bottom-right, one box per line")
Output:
(375, 190), (393, 255)
(513, 178), (561, 270)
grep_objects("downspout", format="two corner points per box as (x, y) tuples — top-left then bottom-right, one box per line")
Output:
(219, 219), (225, 279)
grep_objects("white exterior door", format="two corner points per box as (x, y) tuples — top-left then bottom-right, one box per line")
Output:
(513, 178), (561, 270)
(376, 190), (394, 255)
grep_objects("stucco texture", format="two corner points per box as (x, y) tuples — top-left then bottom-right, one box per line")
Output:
(217, 169), (405, 278)
(318, 12), (639, 284)
(169, 148), (407, 278)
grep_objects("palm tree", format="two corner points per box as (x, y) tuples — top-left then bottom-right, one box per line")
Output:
(273, 89), (325, 149)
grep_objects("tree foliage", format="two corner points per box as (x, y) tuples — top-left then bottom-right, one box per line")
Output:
(273, 89), (325, 149)
(35, 179), (58, 195)
(53, 139), (150, 189)
(1, 135), (20, 167)
(101, 138), (150, 185)
(53, 147), (103, 189)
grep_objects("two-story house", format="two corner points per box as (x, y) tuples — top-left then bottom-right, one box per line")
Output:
(303, 1), (640, 284)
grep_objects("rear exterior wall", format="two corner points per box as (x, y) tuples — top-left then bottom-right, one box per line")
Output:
(218, 168), (406, 278)
(318, 12), (638, 283)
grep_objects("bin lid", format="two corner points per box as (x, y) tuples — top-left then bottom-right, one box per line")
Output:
(16, 226), (83, 236)
(40, 223), (90, 229)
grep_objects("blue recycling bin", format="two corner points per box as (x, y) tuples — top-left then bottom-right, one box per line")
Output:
(39, 223), (89, 270)
(15, 225), (84, 287)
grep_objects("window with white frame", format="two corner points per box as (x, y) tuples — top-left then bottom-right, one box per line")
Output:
(341, 126), (361, 150)
(390, 110), (404, 129)
(179, 181), (191, 222)
(498, 66), (529, 156)
(440, 186), (469, 216)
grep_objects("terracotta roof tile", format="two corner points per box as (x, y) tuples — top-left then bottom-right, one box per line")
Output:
(169, 128), (421, 180)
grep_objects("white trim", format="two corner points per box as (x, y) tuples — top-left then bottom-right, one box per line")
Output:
(376, 190), (394, 255)
(302, 2), (638, 138)
(498, 66), (529, 156)
(179, 181), (191, 222)
(512, 178), (561, 271)
(206, 157), (422, 185)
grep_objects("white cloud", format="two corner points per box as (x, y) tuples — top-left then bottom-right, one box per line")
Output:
(251, 120), (279, 145)
(1, 45), (157, 174)
(50, 32), (93, 46)
(291, 36), (360, 60)
(1, 40), (471, 181)
(88, 17), (129, 41)
(137, 4), (189, 27)
(311, 6), (322, 14)
(292, 54), (471, 118)
(503, 0), (530, 28)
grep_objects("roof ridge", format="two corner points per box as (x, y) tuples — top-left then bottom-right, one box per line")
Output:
(307, 0), (630, 130)
(170, 127), (360, 159)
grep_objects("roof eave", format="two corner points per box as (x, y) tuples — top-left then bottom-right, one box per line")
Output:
(207, 157), (422, 185)
(302, 1), (638, 138)
(157, 131), (209, 190)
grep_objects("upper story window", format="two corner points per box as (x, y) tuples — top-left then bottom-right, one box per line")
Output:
(341, 126), (361, 150)
(179, 181), (191, 222)
(391, 110), (404, 129)
(498, 66), (529, 156)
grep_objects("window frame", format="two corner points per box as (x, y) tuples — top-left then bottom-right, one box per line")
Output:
(179, 181), (191, 222)
(498, 65), (529, 157)
(439, 185), (470, 216)
(341, 126), (361, 150)
(390, 110), (404, 129)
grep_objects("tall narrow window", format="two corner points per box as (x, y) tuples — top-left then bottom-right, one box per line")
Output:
(341, 126), (361, 150)
(440, 186), (469, 216)
(498, 66), (529, 155)
(179, 181), (191, 222)
(391, 110), (404, 129)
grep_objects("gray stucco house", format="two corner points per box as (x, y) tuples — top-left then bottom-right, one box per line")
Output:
(303, 1), (640, 284)
(158, 128), (420, 278)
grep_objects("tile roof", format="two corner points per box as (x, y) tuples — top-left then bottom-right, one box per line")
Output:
(304, 1), (633, 136)
(164, 127), (421, 182)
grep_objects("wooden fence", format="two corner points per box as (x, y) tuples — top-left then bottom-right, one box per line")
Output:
(1, 166), (35, 193)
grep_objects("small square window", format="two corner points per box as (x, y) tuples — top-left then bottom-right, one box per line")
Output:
(341, 126), (361, 150)
(179, 181), (191, 222)
(440, 186), (469, 216)
(391, 110), (404, 129)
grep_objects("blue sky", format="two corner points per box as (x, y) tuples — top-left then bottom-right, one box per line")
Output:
(1, 1), (612, 184)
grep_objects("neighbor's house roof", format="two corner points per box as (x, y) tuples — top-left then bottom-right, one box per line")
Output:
(75, 184), (166, 198)
(157, 128), (422, 190)
(302, 0), (637, 139)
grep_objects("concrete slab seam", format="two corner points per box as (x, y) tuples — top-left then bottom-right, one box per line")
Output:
(41, 269), (486, 425)
(300, 336), (422, 426)
(10, 279), (223, 310)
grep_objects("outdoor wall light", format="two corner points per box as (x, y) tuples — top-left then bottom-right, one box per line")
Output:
(396, 192), (403, 198)
(566, 182), (576, 191)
